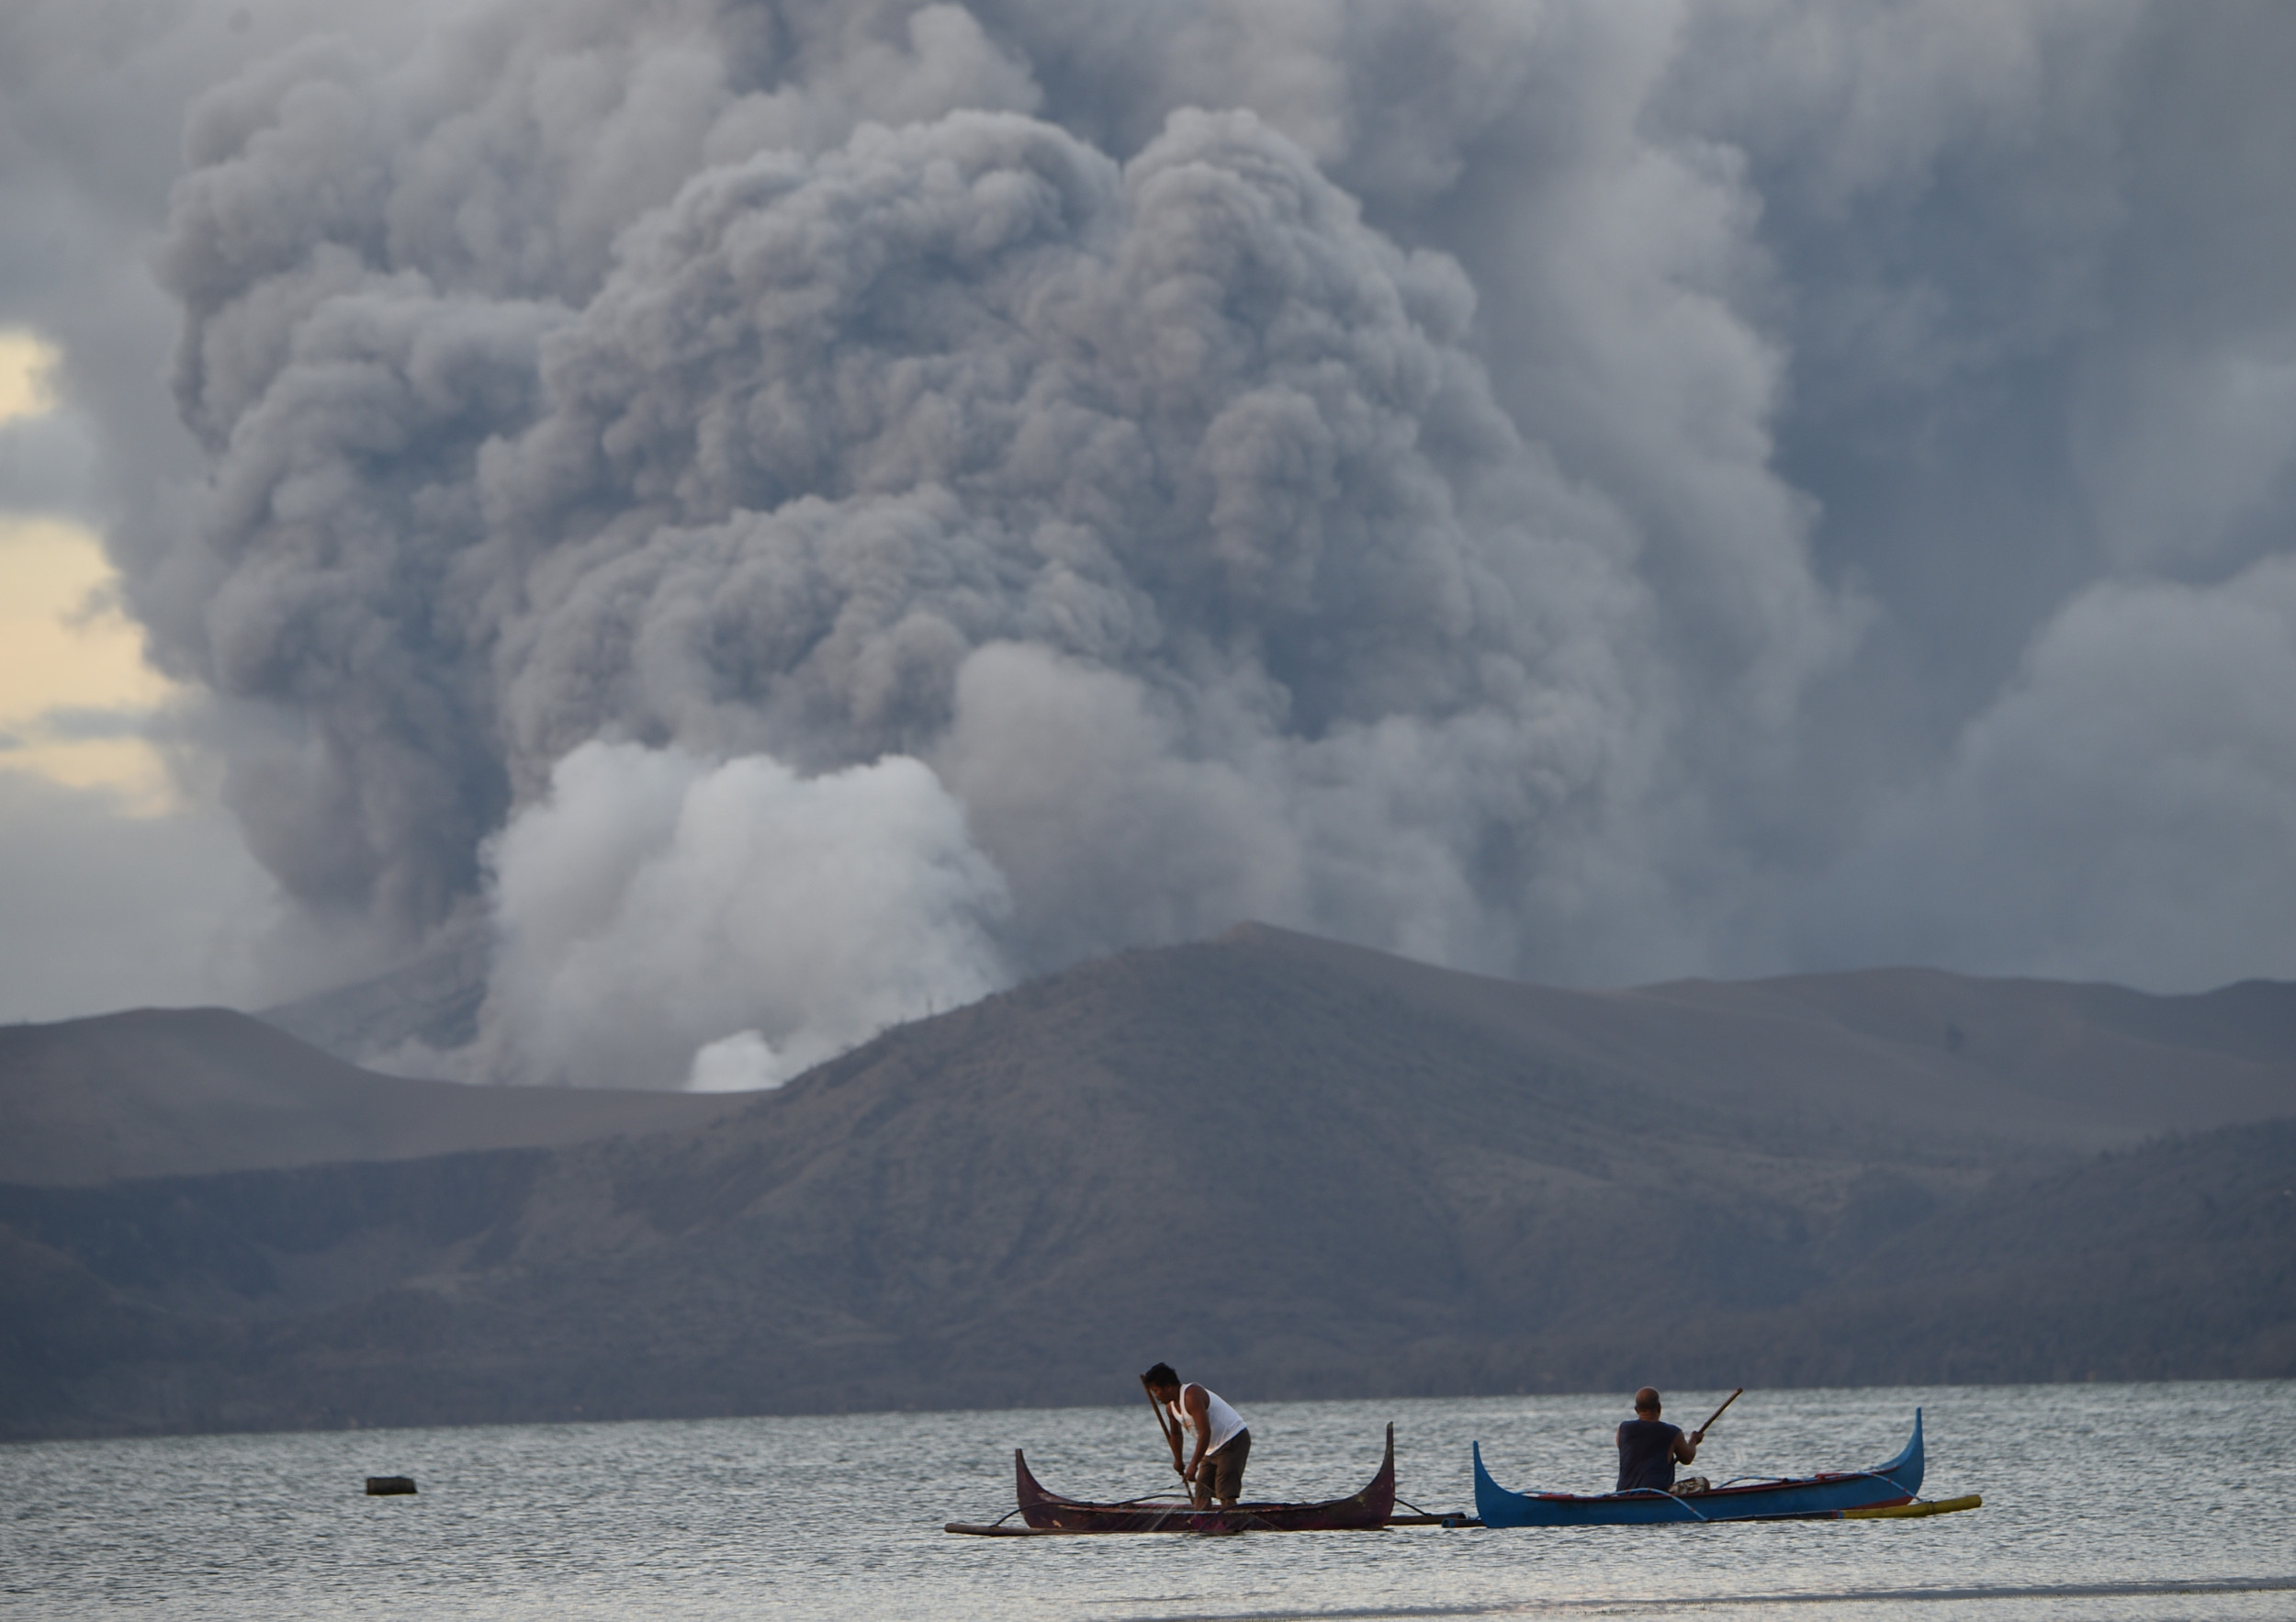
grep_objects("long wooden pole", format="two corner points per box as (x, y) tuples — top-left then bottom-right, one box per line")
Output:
(1142, 1376), (1187, 1481)
(1694, 1388), (1744, 1438)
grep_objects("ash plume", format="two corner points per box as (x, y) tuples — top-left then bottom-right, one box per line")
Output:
(17, 0), (2279, 1071)
(147, 2), (1846, 1087)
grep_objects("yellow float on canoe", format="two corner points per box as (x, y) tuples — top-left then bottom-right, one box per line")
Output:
(1843, 1493), (1982, 1519)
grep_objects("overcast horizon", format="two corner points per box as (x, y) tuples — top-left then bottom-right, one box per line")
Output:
(6, 2), (2296, 1085)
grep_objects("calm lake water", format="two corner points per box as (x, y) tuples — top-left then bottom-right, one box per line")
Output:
(5, 1383), (2291, 1619)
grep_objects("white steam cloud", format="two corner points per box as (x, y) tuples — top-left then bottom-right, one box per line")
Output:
(484, 741), (1007, 1088)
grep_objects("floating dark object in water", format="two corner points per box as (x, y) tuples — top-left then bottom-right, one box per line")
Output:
(365, 1476), (418, 1496)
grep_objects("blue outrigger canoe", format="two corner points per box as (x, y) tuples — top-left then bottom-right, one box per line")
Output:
(1474, 1409), (1925, 1526)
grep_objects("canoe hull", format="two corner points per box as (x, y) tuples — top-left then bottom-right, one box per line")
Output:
(1474, 1409), (1925, 1527)
(1016, 1424), (1396, 1533)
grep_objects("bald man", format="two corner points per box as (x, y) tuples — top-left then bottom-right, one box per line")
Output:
(1616, 1387), (1704, 1492)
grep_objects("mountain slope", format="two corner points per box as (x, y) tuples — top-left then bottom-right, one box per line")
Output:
(0, 1008), (752, 1186)
(5, 926), (2293, 1438)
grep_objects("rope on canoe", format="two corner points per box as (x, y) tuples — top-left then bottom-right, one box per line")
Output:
(1111, 1497), (1289, 1535)
(1608, 1488), (1713, 1522)
(998, 1484), (1211, 1534)
(1707, 1468), (1908, 1492)
(1636, 1467), (1915, 1521)
(975, 1479), (1198, 1530)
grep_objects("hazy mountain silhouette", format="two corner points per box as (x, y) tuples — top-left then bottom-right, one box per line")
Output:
(4, 925), (2291, 1439)
(0, 1008), (751, 1186)
(254, 920), (490, 1066)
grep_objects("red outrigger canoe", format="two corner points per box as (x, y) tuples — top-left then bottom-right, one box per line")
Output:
(955, 1424), (1396, 1534)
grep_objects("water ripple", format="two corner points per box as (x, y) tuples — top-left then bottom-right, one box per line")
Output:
(4, 1381), (2290, 1620)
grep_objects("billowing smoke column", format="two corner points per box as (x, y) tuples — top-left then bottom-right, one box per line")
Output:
(149, 1), (1851, 1086)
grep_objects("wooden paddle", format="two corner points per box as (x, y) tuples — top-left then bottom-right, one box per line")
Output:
(1692, 1388), (1744, 1441)
(1142, 1375), (1187, 1482)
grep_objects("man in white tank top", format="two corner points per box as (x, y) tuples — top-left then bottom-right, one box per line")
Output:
(1142, 1362), (1250, 1507)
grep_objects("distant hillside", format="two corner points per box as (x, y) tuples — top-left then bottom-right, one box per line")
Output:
(0, 1008), (753, 1185)
(1408, 1118), (2296, 1394)
(255, 922), (489, 1066)
(3, 925), (2293, 1439)
(1221, 928), (2296, 1154)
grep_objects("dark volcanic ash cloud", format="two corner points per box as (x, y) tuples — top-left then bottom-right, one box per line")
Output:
(150, 6), (1850, 1087)
(17, 0), (2288, 1076)
(486, 109), (1705, 963)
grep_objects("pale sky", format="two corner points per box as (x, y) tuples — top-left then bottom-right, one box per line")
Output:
(0, 332), (179, 809)
(0, 328), (288, 1020)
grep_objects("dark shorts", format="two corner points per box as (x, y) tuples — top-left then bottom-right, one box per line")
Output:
(1194, 1428), (1250, 1504)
